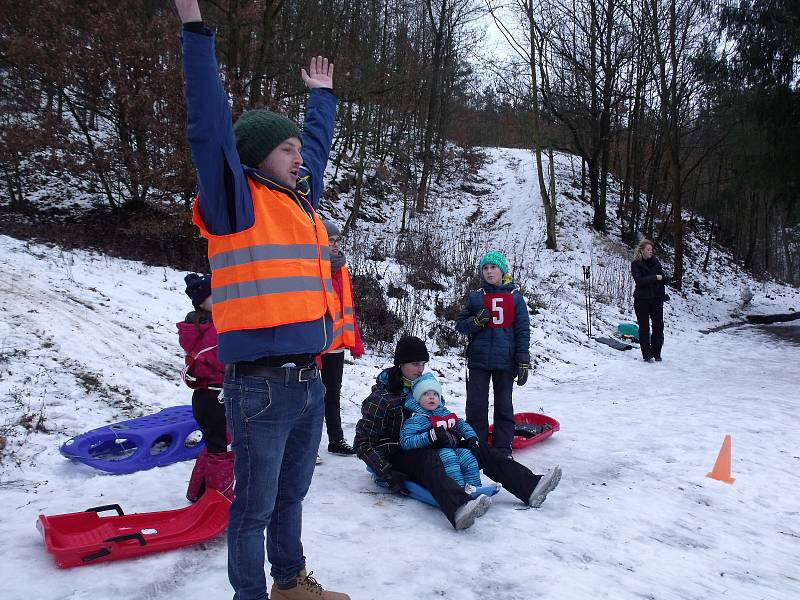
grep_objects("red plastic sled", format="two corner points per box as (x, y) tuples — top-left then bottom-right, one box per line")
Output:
(37, 489), (231, 568)
(488, 412), (560, 450)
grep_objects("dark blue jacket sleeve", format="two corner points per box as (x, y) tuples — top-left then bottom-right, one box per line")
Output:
(299, 89), (337, 209)
(182, 29), (252, 235)
(513, 290), (530, 361)
(455, 293), (481, 335)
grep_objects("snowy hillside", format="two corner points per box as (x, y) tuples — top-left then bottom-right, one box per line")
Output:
(1, 148), (799, 600)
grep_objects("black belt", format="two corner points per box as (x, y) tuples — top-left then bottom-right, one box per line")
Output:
(226, 362), (319, 383)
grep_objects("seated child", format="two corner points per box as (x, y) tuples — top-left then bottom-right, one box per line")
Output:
(399, 373), (482, 489)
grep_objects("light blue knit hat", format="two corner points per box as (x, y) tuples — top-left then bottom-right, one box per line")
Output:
(480, 251), (508, 275)
(411, 373), (443, 403)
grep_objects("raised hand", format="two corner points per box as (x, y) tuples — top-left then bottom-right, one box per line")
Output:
(301, 56), (334, 90)
(174, 0), (202, 23)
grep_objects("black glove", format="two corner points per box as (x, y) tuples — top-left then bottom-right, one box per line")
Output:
(429, 426), (460, 449)
(463, 437), (481, 455)
(473, 309), (490, 328)
(380, 468), (409, 495)
(516, 363), (529, 386)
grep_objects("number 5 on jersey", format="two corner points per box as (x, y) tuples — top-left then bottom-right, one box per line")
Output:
(483, 293), (515, 328)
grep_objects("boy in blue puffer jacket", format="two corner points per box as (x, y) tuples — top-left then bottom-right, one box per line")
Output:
(456, 251), (530, 457)
(400, 373), (482, 489)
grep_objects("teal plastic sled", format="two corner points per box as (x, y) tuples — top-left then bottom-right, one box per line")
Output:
(617, 322), (639, 341)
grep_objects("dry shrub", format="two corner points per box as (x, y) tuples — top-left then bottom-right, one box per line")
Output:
(351, 272), (403, 345)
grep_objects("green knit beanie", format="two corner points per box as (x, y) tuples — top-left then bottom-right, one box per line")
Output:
(233, 109), (301, 168)
(480, 250), (508, 275)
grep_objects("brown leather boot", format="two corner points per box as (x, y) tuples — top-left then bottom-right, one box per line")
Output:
(270, 569), (350, 600)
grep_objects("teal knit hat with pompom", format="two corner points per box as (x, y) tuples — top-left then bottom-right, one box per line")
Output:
(480, 250), (508, 275)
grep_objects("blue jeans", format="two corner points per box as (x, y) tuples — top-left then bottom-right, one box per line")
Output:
(223, 369), (325, 600)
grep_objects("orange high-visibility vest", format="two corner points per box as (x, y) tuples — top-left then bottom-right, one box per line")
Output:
(327, 265), (357, 351)
(192, 175), (340, 335)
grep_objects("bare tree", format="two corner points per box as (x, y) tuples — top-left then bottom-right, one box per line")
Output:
(642, 0), (709, 289)
(416, 0), (483, 213)
(538, 0), (634, 233)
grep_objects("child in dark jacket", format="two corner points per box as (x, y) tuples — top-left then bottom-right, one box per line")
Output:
(456, 251), (530, 456)
(400, 373), (482, 489)
(177, 273), (233, 502)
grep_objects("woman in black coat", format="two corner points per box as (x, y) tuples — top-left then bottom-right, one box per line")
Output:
(631, 239), (669, 362)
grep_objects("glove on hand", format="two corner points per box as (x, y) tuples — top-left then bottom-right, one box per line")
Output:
(463, 437), (481, 456)
(473, 309), (490, 328)
(381, 468), (409, 495)
(429, 426), (460, 449)
(516, 363), (530, 386)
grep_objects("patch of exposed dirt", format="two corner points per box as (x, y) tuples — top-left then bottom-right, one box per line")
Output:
(0, 202), (209, 272)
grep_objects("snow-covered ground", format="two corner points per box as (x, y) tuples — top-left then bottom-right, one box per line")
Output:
(1, 148), (799, 600)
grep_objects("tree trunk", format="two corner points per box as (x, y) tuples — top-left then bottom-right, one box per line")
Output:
(528, 1), (557, 250)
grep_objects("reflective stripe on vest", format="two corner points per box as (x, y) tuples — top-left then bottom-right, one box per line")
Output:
(326, 265), (357, 352)
(192, 176), (338, 335)
(209, 244), (331, 271)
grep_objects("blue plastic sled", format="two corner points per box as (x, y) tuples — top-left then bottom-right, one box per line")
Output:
(60, 406), (204, 474)
(369, 468), (500, 508)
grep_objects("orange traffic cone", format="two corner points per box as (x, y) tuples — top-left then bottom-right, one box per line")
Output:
(706, 434), (735, 484)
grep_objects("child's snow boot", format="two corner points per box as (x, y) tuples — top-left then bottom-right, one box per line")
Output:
(205, 450), (234, 501)
(186, 448), (209, 502)
(270, 569), (350, 600)
(528, 466), (561, 508)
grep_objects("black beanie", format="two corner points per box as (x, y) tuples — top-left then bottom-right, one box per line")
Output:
(184, 273), (212, 309)
(393, 336), (430, 366)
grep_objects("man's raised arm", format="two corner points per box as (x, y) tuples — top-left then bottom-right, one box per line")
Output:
(298, 56), (337, 209)
(174, 0), (251, 234)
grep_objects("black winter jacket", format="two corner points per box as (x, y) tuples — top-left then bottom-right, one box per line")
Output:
(631, 257), (668, 300)
(353, 367), (409, 476)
